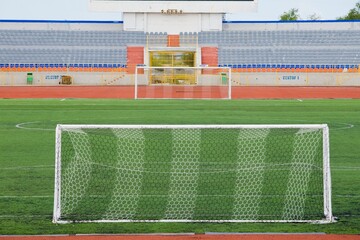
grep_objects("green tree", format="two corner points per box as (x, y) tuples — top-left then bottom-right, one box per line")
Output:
(308, 13), (321, 20)
(337, 2), (360, 20)
(279, 8), (300, 21)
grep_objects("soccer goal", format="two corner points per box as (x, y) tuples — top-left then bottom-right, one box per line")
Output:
(134, 66), (231, 99)
(53, 124), (333, 223)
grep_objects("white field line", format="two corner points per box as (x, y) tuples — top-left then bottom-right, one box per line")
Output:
(0, 194), (359, 199)
(0, 195), (52, 198)
(1, 165), (359, 171)
(0, 214), (52, 219)
(0, 165), (54, 170)
(15, 121), (54, 131)
(332, 166), (360, 170)
(15, 121), (355, 132)
(330, 123), (355, 131)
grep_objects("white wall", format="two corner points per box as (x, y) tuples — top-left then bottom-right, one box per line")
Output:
(1, 71), (359, 86)
(231, 72), (360, 86)
(89, 0), (258, 14)
(1, 19), (358, 33)
(123, 13), (223, 33)
(224, 20), (360, 31)
(0, 21), (123, 31)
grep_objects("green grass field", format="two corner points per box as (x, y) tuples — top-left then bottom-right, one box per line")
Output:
(0, 99), (359, 234)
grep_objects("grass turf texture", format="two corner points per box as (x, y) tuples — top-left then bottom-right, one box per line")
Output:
(0, 99), (359, 234)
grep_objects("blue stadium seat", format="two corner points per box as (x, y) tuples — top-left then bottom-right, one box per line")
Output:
(0, 28), (359, 71)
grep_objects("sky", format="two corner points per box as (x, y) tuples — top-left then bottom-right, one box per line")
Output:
(0, 0), (358, 21)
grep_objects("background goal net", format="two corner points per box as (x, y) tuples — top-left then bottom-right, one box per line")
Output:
(134, 66), (231, 99)
(53, 124), (333, 223)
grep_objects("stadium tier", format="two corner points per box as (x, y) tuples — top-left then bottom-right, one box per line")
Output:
(0, 20), (359, 72)
(0, 29), (144, 68)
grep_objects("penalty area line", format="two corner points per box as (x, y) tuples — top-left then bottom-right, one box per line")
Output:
(0, 195), (52, 199)
(15, 121), (54, 131)
(0, 165), (54, 170)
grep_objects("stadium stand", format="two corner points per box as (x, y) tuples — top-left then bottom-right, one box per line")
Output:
(198, 29), (360, 72)
(0, 20), (359, 73)
(0, 28), (145, 71)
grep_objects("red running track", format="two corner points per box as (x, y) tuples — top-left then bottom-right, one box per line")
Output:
(0, 86), (360, 99)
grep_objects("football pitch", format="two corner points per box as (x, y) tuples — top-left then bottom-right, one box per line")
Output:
(0, 99), (359, 234)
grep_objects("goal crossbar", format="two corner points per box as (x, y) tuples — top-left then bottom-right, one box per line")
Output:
(55, 124), (327, 129)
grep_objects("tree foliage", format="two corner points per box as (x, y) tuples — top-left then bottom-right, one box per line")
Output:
(280, 2), (360, 21)
(308, 13), (321, 20)
(279, 8), (300, 21)
(337, 2), (360, 20)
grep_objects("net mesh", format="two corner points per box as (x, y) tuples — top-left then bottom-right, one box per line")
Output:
(55, 126), (326, 223)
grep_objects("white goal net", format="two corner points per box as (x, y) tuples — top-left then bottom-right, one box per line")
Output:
(134, 66), (231, 99)
(53, 124), (333, 223)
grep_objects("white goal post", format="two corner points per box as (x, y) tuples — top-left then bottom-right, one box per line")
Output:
(134, 66), (232, 99)
(53, 124), (333, 223)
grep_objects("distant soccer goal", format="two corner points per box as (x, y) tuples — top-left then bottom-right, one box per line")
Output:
(53, 124), (333, 223)
(134, 66), (231, 99)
